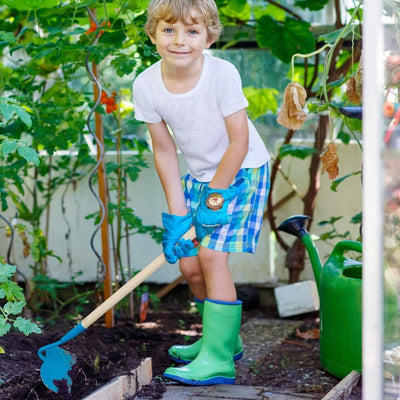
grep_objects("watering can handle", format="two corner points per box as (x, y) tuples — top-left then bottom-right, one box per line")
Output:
(332, 240), (362, 256)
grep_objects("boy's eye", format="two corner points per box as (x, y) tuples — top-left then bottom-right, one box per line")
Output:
(188, 29), (198, 35)
(164, 28), (173, 33)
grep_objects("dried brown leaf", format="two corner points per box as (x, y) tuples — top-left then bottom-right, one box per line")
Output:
(277, 82), (307, 130)
(296, 328), (320, 340)
(355, 58), (363, 98)
(320, 142), (339, 180)
(346, 77), (361, 105)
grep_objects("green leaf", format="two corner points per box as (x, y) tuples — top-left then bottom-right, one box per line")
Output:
(120, 207), (142, 227)
(13, 317), (42, 335)
(243, 86), (279, 120)
(294, 0), (331, 11)
(337, 130), (351, 144)
(351, 212), (362, 224)
(308, 102), (329, 114)
(17, 145), (40, 166)
(318, 28), (344, 45)
(4, 301), (25, 316)
(0, 264), (16, 282)
(256, 16), (315, 63)
(318, 216), (344, 226)
(0, 345), (4, 353)
(220, 0), (251, 20)
(253, 4), (285, 21)
(110, 56), (137, 77)
(278, 144), (318, 159)
(0, 280), (25, 302)
(0, 31), (17, 45)
(0, 0), (60, 10)
(0, 317), (11, 337)
(330, 170), (362, 192)
(0, 102), (16, 123)
(0, 100), (32, 127)
(0, 140), (18, 156)
(14, 106), (32, 128)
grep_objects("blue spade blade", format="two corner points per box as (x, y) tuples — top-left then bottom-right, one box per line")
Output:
(39, 345), (76, 394)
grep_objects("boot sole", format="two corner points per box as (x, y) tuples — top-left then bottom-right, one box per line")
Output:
(163, 372), (235, 385)
(169, 349), (244, 365)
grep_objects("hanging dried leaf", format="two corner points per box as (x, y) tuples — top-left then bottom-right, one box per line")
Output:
(346, 56), (362, 104)
(320, 142), (339, 180)
(277, 82), (307, 130)
(355, 58), (363, 98)
(346, 77), (361, 105)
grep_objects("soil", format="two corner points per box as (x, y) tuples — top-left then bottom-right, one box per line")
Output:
(0, 293), (362, 400)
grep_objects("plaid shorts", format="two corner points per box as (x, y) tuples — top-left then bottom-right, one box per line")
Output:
(182, 162), (270, 254)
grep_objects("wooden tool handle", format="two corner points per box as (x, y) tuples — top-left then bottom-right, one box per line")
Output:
(81, 226), (196, 328)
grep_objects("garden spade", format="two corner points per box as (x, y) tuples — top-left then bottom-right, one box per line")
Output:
(38, 227), (196, 394)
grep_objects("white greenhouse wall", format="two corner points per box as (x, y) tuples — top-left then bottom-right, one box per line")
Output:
(0, 141), (362, 285)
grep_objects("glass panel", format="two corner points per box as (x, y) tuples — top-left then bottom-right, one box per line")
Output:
(382, 2), (400, 397)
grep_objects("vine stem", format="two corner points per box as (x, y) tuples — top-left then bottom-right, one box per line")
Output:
(291, 43), (333, 83)
(321, 2), (362, 103)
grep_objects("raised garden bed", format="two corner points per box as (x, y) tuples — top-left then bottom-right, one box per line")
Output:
(0, 299), (362, 399)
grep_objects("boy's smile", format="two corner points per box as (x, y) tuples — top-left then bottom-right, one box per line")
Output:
(150, 7), (212, 71)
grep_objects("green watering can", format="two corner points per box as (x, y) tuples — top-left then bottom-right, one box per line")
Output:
(278, 215), (361, 378)
(278, 215), (399, 378)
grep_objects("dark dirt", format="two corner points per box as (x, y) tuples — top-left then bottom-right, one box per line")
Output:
(0, 293), (361, 400)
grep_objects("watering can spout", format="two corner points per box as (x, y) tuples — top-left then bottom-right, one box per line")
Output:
(277, 215), (310, 239)
(277, 215), (323, 289)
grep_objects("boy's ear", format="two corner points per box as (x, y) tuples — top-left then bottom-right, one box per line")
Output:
(205, 38), (214, 49)
(149, 34), (157, 44)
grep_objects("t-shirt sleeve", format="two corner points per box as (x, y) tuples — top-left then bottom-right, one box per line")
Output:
(217, 62), (249, 117)
(132, 75), (162, 123)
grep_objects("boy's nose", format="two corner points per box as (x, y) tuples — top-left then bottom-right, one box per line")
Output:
(174, 32), (185, 46)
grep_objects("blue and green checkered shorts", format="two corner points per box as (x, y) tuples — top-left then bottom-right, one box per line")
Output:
(182, 162), (270, 254)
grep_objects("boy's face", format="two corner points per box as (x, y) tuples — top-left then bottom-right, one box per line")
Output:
(150, 7), (213, 70)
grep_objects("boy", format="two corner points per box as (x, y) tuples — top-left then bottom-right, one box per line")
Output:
(133, 0), (270, 386)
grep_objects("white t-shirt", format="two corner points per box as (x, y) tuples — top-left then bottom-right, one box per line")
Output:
(133, 53), (270, 182)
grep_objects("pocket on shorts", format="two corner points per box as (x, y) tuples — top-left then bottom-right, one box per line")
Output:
(228, 169), (255, 215)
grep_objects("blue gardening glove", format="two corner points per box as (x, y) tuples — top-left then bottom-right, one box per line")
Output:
(162, 212), (195, 264)
(194, 178), (246, 240)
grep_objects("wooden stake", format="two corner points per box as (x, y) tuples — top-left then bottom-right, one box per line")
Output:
(92, 58), (114, 328)
(156, 275), (186, 299)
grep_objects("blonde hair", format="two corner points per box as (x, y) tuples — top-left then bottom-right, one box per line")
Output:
(145, 0), (223, 44)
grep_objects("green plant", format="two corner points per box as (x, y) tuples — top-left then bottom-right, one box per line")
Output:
(0, 263), (41, 352)
(0, 0), (161, 312)
(134, 283), (160, 310)
(249, 359), (260, 375)
(31, 272), (93, 323)
(317, 213), (362, 244)
(178, 319), (186, 331)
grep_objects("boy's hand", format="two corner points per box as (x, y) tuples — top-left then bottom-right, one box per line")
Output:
(194, 178), (246, 239)
(162, 213), (194, 264)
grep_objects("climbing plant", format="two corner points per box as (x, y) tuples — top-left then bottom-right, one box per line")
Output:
(0, 0), (160, 311)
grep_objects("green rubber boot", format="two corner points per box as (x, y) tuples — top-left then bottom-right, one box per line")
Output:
(164, 298), (242, 385)
(168, 298), (243, 364)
